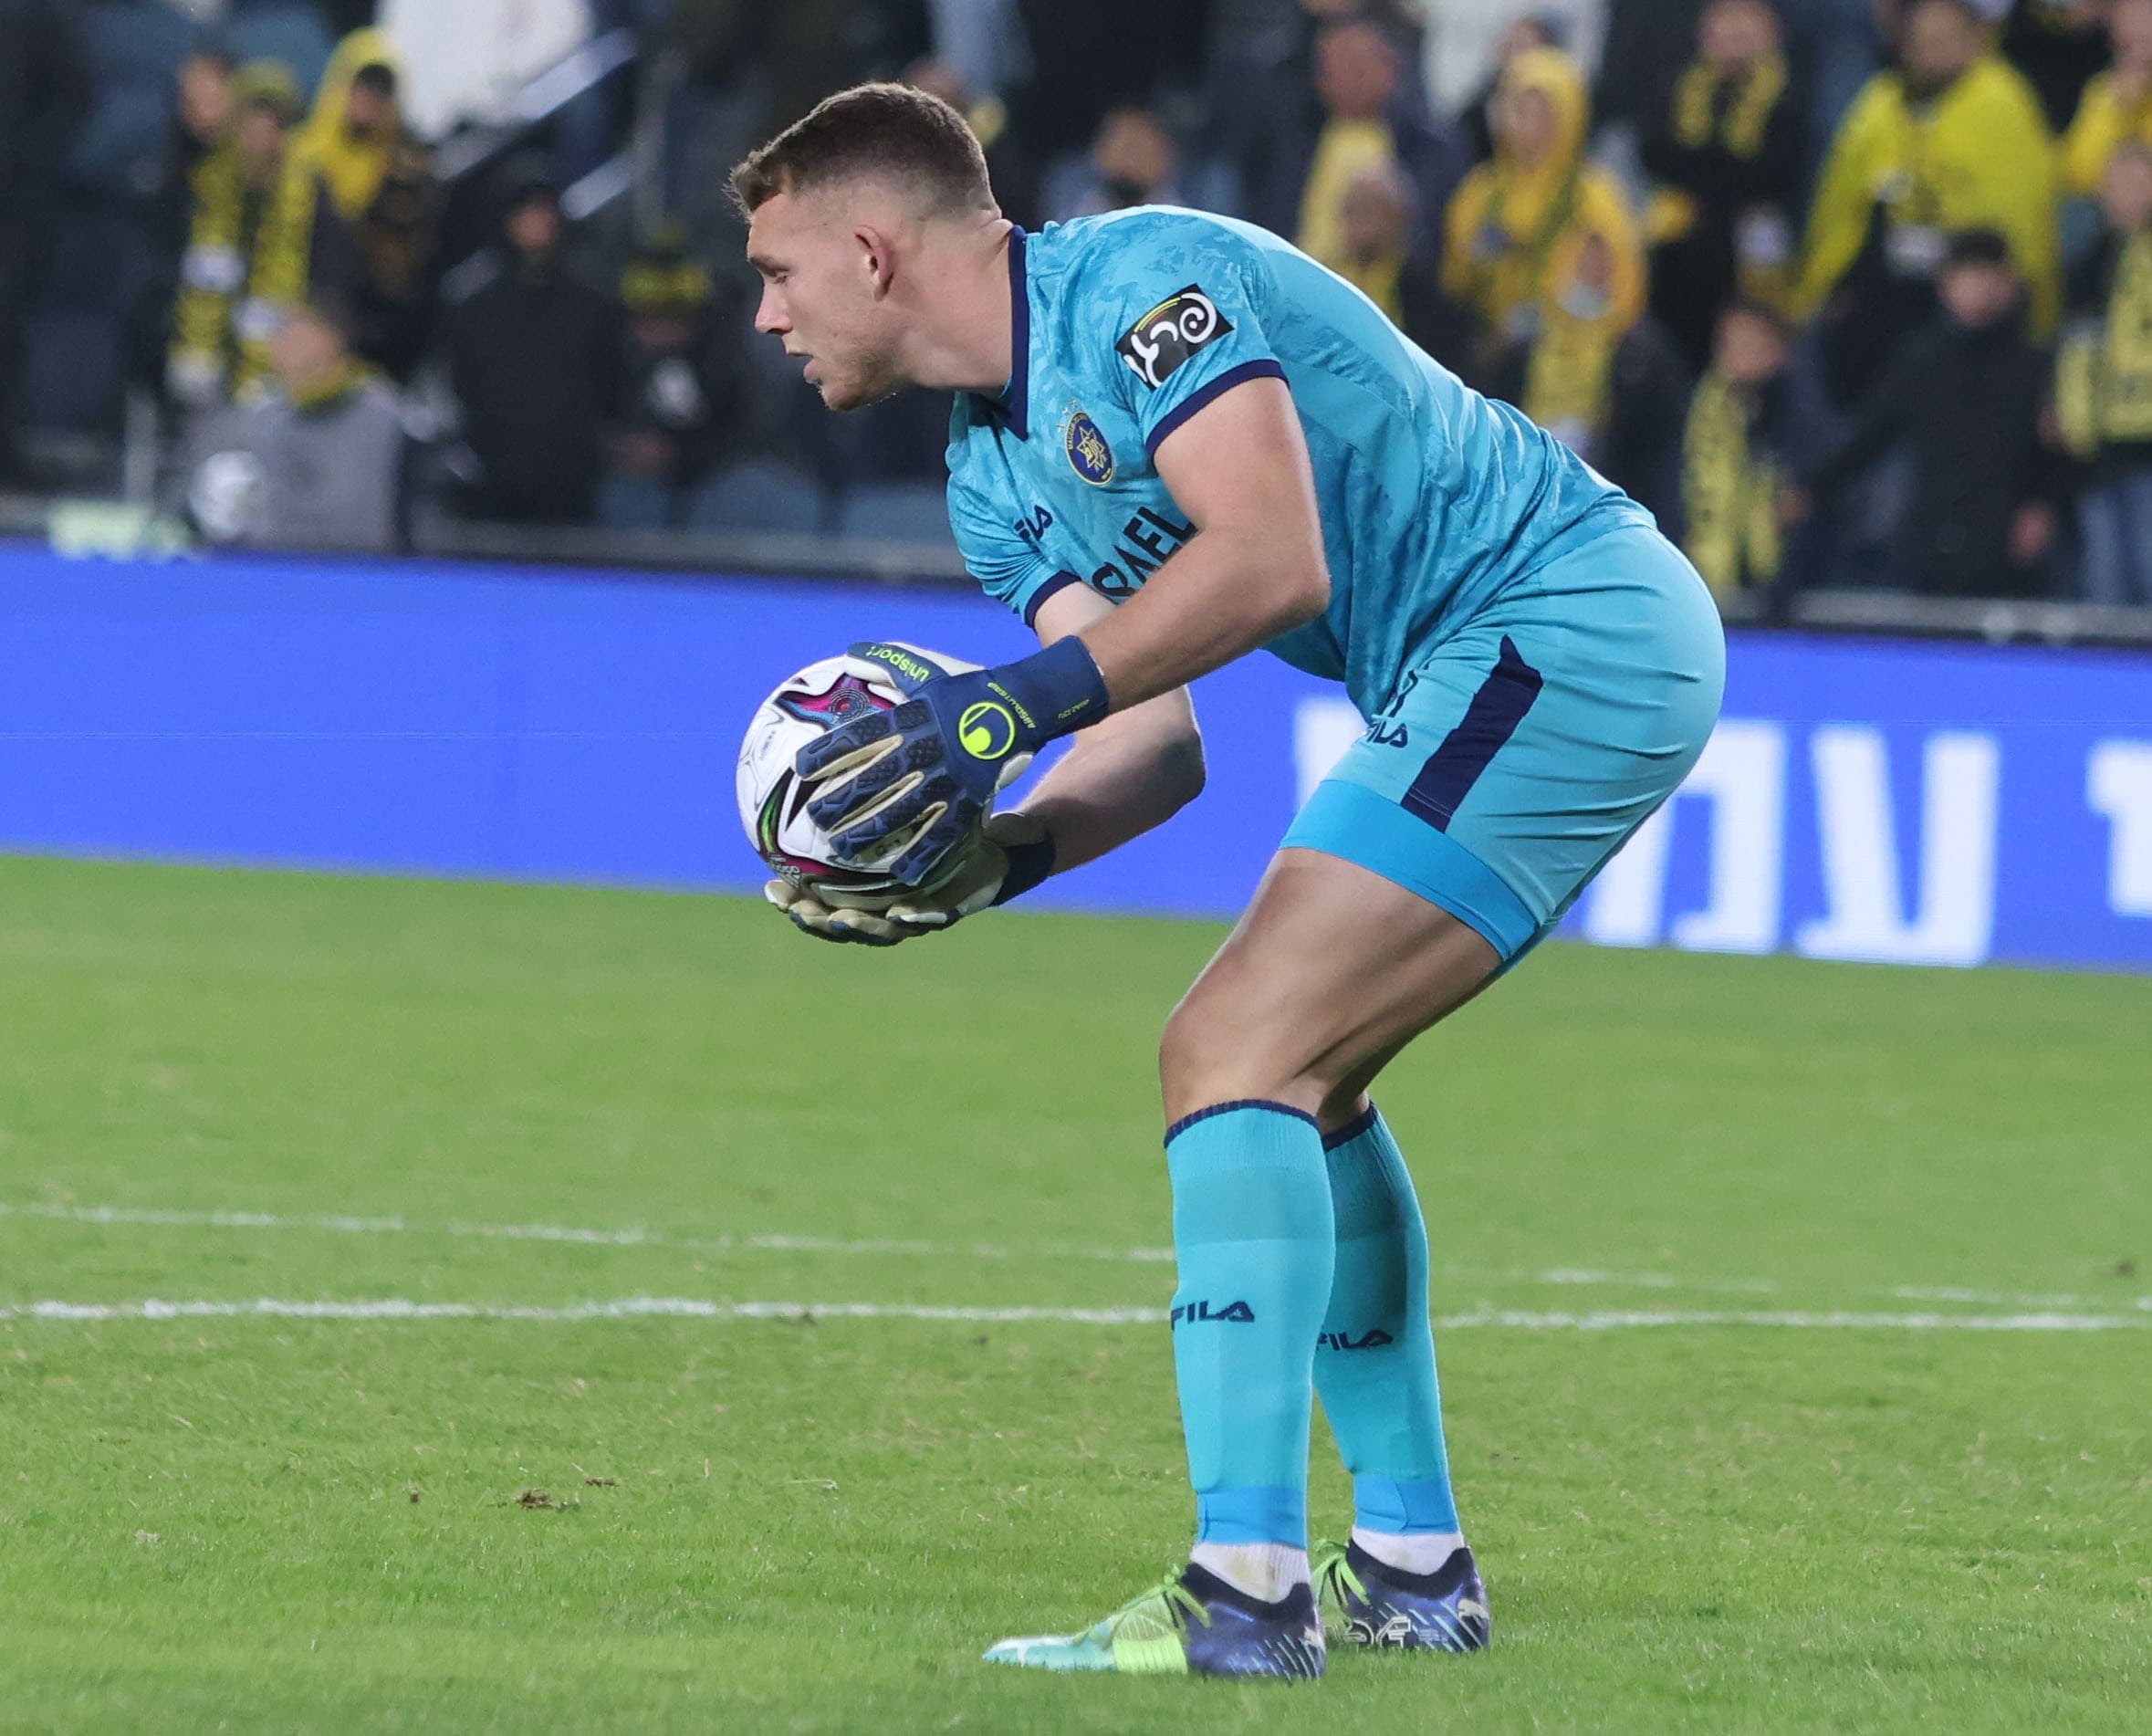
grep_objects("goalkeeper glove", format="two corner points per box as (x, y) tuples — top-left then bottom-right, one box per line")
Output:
(765, 812), (1053, 946)
(795, 639), (1106, 887)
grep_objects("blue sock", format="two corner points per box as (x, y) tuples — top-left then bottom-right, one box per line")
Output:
(1164, 1100), (1335, 1549)
(1314, 1104), (1461, 1536)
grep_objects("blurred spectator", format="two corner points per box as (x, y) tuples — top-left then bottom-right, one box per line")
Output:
(1442, 49), (1646, 382)
(377, 0), (593, 141)
(167, 62), (304, 409)
(686, 0), (933, 138)
(610, 225), (746, 518)
(1478, 231), (1694, 527)
(1047, 108), (1186, 219)
(1642, 0), (1806, 371)
(151, 49), (237, 304)
(1798, 0), (2059, 405)
(256, 30), (443, 382)
(1780, 0), (1882, 172)
(1998, 0), (2110, 131)
(1793, 228), (2063, 596)
(1008, 0), (1207, 164)
(1332, 162), (1468, 359)
(0, 0), (92, 479)
(184, 291), (413, 553)
(2060, 0), (2152, 197)
(904, 55), (1039, 226)
(1679, 298), (1830, 595)
(1460, 13), (1569, 165)
(1597, 0), (1713, 141)
(1284, 20), (1467, 278)
(443, 159), (624, 525)
(2053, 141), (2152, 603)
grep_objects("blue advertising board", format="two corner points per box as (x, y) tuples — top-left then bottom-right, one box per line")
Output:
(4, 545), (2149, 971)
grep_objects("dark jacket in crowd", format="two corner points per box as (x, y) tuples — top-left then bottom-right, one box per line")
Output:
(1803, 304), (2062, 598)
(2000, 0), (2111, 134)
(1009, 0), (1211, 162)
(0, 0), (92, 457)
(1642, 50), (1807, 370)
(1595, 0), (1712, 137)
(444, 251), (625, 524)
(615, 250), (748, 494)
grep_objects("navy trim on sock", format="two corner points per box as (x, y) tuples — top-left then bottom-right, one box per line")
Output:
(1321, 1103), (1381, 1151)
(1164, 1098), (1321, 1146)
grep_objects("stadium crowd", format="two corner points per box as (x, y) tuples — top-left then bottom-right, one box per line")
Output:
(4, 0), (2152, 608)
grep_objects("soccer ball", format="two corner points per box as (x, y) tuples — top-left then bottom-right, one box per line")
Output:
(736, 652), (979, 908)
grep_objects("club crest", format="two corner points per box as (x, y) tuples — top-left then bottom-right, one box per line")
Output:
(1063, 408), (1115, 485)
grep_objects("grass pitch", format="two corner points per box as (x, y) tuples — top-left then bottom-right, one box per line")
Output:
(1, 855), (2147, 1734)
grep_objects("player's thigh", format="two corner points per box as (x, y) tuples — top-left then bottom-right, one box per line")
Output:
(1158, 846), (1499, 1125)
(1158, 526), (1726, 1124)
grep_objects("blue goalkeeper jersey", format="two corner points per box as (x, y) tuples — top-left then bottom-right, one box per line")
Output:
(945, 207), (1655, 717)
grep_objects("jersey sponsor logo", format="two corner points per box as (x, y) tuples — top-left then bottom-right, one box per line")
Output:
(1087, 507), (1196, 598)
(1170, 1298), (1255, 1326)
(1115, 286), (1232, 390)
(1063, 409), (1115, 485)
(1013, 505), (1054, 553)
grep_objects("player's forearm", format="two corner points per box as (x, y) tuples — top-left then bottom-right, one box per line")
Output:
(1014, 696), (1205, 875)
(1077, 526), (1329, 714)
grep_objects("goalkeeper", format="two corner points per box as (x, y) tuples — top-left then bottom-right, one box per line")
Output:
(736, 84), (1724, 1681)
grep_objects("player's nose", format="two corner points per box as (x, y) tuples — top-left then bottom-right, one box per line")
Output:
(754, 288), (789, 336)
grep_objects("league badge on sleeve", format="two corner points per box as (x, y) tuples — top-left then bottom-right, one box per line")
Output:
(1115, 286), (1232, 390)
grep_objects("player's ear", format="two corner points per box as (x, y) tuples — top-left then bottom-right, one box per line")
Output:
(856, 225), (897, 299)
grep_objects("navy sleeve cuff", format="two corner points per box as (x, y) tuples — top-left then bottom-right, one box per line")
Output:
(1143, 359), (1290, 457)
(1021, 570), (1084, 630)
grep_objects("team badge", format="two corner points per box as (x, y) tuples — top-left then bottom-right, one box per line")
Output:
(1114, 286), (1232, 390)
(1063, 408), (1115, 485)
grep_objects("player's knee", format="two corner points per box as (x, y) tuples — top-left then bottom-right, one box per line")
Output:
(1158, 988), (1314, 1124)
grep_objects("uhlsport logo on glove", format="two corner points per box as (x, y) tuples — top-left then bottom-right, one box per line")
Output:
(957, 700), (1019, 760)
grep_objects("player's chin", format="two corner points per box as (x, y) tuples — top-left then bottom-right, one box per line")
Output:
(818, 369), (903, 415)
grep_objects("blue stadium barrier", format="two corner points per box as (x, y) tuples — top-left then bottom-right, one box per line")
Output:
(3, 542), (2149, 972)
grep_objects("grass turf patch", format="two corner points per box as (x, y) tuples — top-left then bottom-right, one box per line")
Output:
(1, 856), (2147, 1732)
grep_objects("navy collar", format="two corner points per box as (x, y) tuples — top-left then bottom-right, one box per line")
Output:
(989, 225), (1030, 440)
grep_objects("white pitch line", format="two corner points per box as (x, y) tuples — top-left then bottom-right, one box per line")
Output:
(2, 1298), (2148, 1332)
(6, 1201), (2147, 1313)
(0, 1201), (1175, 1266)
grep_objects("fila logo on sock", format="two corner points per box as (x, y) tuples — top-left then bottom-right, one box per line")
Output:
(1171, 1300), (1256, 1326)
(1317, 1327), (1395, 1351)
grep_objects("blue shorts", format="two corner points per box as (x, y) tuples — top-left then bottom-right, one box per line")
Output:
(1281, 524), (1726, 964)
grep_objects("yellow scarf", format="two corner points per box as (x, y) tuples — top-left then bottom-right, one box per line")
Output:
(1672, 51), (1788, 160)
(2056, 229), (2152, 455)
(1296, 120), (1395, 270)
(1682, 371), (1782, 594)
(1521, 313), (1618, 449)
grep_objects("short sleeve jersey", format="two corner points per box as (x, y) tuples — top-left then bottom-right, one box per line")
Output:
(945, 207), (1654, 717)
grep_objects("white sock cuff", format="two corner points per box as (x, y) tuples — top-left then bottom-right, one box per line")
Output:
(1351, 1526), (1466, 1576)
(1189, 1540), (1311, 1603)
